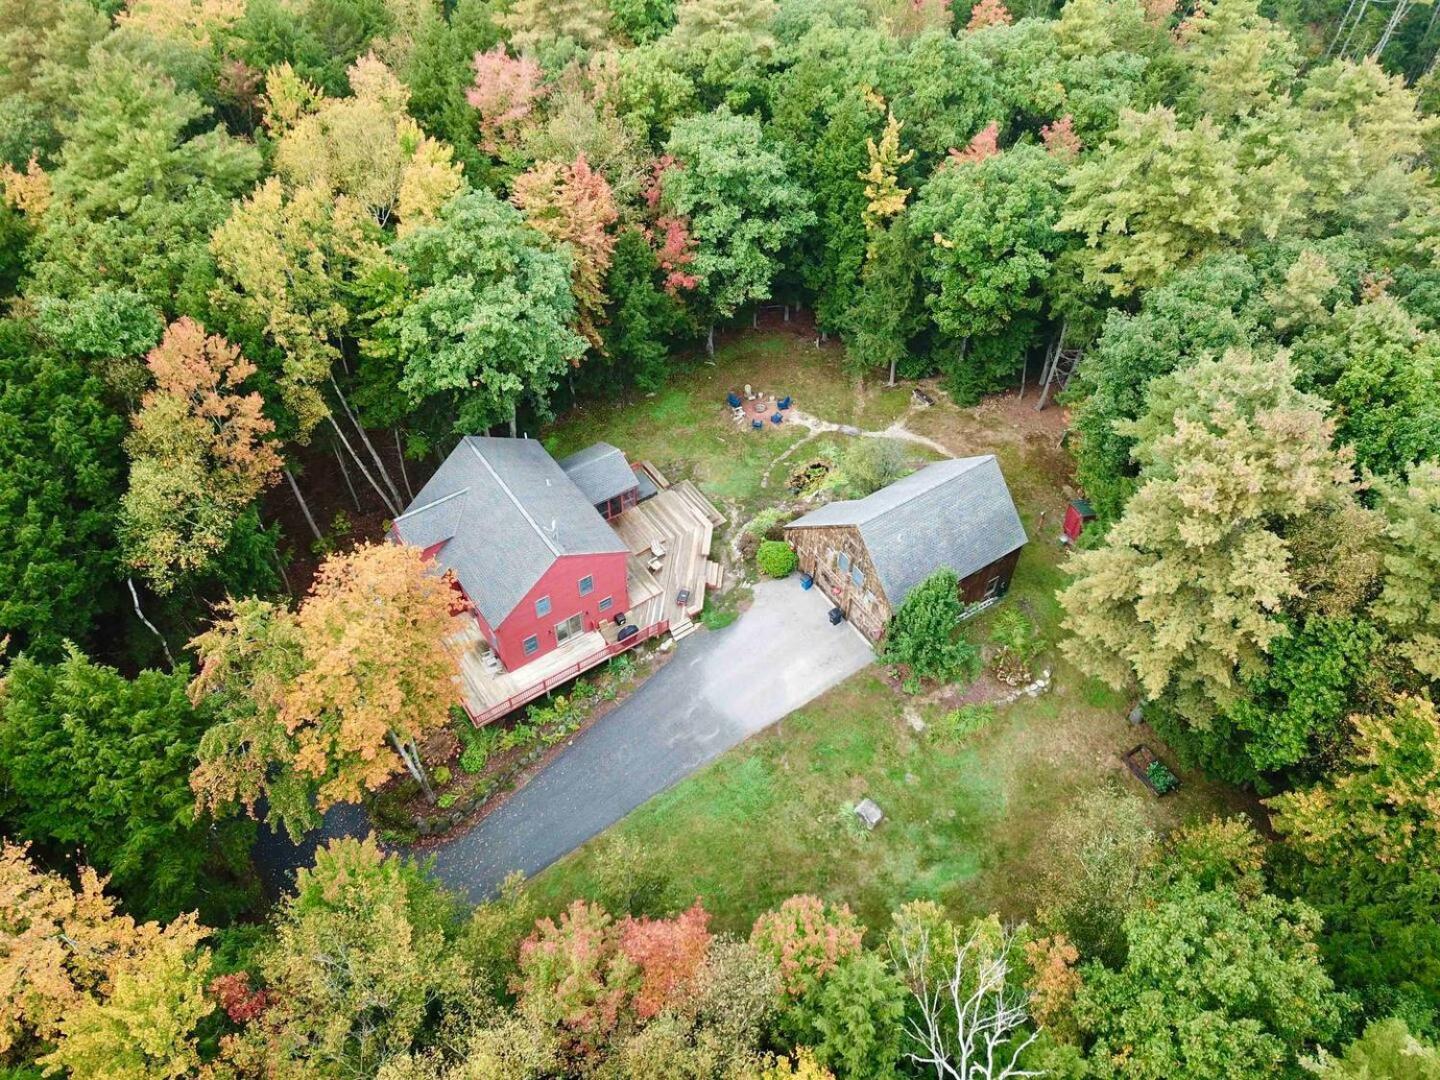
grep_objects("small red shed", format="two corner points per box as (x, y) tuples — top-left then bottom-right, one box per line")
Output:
(1063, 499), (1096, 543)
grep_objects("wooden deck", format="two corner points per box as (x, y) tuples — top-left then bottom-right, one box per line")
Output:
(612, 487), (717, 625)
(446, 617), (669, 724)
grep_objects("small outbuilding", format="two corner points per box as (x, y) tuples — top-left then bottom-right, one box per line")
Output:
(784, 455), (1027, 642)
(1063, 498), (1096, 543)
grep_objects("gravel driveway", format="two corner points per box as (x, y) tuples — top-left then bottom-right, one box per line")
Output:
(253, 576), (874, 899)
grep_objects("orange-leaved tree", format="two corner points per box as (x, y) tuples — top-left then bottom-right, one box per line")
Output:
(512, 153), (620, 350)
(286, 541), (461, 806)
(119, 317), (281, 592)
(190, 542), (462, 839)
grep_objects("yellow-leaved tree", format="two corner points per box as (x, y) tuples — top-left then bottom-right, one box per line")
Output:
(859, 109), (914, 241)
(0, 842), (212, 1079)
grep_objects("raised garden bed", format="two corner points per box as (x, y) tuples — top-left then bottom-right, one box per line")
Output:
(1123, 744), (1180, 796)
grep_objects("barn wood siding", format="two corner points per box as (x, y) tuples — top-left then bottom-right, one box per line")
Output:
(786, 523), (891, 642)
(958, 548), (1021, 604)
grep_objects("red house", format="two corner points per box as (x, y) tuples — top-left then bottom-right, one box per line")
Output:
(391, 437), (637, 672)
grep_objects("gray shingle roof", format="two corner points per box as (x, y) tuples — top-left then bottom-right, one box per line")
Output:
(558, 442), (638, 506)
(393, 437), (628, 627)
(788, 456), (1027, 607)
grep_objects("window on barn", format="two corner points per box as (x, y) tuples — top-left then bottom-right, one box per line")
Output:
(837, 551), (851, 572)
(850, 566), (864, 587)
(535, 595), (551, 617)
(579, 575), (594, 596)
(522, 635), (539, 656)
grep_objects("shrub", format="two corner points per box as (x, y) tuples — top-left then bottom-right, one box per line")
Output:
(1035, 787), (1157, 967)
(433, 765), (452, 786)
(989, 607), (1042, 685)
(932, 703), (996, 742)
(456, 722), (498, 775)
(588, 835), (677, 917)
(437, 792), (459, 809)
(756, 540), (798, 578)
(881, 569), (981, 689)
(835, 438), (909, 497)
(746, 506), (789, 538)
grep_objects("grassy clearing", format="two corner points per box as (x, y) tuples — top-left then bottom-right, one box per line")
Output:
(532, 553), (1247, 936)
(531, 329), (1251, 936)
(542, 330), (909, 513)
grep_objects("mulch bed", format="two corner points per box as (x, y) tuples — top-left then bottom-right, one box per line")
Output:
(395, 643), (677, 850)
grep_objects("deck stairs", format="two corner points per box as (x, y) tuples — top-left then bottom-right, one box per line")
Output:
(670, 616), (697, 642)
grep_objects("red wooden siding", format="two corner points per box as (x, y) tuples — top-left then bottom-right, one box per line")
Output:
(489, 551), (630, 671)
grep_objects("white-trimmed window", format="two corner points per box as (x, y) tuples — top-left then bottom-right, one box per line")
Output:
(578, 574), (594, 596)
(535, 595), (551, 617)
(522, 635), (540, 656)
(598, 596), (614, 612)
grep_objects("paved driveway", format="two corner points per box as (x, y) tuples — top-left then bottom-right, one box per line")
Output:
(253, 577), (873, 899)
(431, 576), (874, 900)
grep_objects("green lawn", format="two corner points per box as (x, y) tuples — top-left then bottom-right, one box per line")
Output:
(530, 329), (1251, 937)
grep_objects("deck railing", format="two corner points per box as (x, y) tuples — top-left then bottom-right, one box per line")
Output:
(462, 619), (670, 727)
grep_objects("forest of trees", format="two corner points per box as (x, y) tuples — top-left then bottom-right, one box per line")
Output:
(1, 0), (1439, 1073)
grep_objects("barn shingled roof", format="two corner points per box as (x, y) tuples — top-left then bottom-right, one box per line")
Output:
(392, 437), (628, 627)
(787, 456), (1027, 608)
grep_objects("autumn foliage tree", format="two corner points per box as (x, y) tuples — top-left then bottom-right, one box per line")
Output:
(515, 899), (715, 1061)
(213, 835), (469, 1078)
(512, 153), (620, 348)
(859, 110), (914, 238)
(467, 46), (547, 157)
(750, 895), (864, 999)
(190, 543), (461, 837)
(0, 842), (213, 1076)
(119, 318), (281, 593)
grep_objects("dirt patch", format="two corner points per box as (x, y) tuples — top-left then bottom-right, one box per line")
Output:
(262, 431), (437, 597)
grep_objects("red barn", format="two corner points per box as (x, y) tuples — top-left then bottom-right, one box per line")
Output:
(391, 437), (635, 672)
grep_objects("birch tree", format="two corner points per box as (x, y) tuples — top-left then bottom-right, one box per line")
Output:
(891, 921), (1043, 1080)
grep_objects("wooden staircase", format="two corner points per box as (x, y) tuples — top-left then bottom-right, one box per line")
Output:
(670, 616), (697, 641)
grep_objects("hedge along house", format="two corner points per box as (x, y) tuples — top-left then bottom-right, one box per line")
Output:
(784, 456), (1028, 643)
(391, 436), (634, 673)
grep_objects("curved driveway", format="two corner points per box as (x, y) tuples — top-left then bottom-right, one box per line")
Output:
(255, 577), (873, 901)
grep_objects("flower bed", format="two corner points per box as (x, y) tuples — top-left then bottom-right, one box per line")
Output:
(370, 648), (666, 845)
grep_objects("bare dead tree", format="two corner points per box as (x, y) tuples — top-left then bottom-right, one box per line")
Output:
(894, 924), (1045, 1080)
